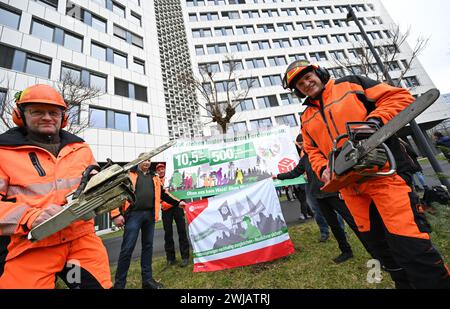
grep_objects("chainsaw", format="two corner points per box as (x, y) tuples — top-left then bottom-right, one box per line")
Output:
(321, 88), (440, 193)
(28, 140), (176, 241)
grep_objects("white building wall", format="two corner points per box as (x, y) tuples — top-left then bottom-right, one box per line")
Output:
(0, 0), (170, 163)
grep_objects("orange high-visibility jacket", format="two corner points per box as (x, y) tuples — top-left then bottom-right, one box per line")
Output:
(110, 171), (163, 220)
(159, 176), (180, 211)
(300, 75), (414, 178)
(0, 128), (97, 262)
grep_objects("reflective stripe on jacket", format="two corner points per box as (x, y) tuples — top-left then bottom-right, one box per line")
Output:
(0, 128), (96, 262)
(300, 75), (414, 178)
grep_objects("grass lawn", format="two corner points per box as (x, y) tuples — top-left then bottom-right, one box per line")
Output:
(107, 203), (449, 289)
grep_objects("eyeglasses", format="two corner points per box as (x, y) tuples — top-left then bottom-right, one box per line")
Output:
(27, 110), (62, 118)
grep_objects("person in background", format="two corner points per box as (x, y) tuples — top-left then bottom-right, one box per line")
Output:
(111, 158), (186, 289)
(156, 163), (190, 268)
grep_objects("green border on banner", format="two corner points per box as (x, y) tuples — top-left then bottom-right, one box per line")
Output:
(170, 176), (306, 199)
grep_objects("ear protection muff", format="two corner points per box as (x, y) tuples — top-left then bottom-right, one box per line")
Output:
(12, 106), (69, 128)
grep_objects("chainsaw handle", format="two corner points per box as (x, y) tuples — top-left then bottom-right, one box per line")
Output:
(360, 142), (397, 177)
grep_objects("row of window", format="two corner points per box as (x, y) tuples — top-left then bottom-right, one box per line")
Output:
(224, 112), (298, 135)
(186, 1), (373, 13)
(192, 17), (383, 40)
(0, 5), (145, 74)
(92, 0), (142, 26)
(0, 43), (148, 102)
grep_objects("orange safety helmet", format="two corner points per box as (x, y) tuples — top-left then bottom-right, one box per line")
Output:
(282, 60), (330, 98)
(13, 84), (68, 128)
(156, 163), (165, 170)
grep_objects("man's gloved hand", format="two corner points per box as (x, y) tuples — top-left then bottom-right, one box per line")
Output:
(31, 204), (63, 228)
(321, 167), (331, 183)
(179, 201), (187, 208)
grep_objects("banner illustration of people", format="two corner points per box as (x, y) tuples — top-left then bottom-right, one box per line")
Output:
(164, 126), (305, 199)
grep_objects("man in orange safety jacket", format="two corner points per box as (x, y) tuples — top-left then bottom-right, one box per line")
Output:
(0, 84), (111, 288)
(282, 60), (449, 289)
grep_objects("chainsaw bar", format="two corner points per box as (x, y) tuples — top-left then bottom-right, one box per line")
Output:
(357, 88), (440, 159)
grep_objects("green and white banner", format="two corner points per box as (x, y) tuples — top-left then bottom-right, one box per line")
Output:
(164, 126), (306, 199)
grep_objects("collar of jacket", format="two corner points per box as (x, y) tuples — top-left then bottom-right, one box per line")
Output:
(0, 127), (84, 149)
(302, 79), (335, 108)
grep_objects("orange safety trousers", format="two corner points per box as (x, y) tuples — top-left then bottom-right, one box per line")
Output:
(0, 233), (112, 289)
(340, 174), (450, 288)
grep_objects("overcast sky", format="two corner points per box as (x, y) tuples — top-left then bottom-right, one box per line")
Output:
(380, 0), (450, 94)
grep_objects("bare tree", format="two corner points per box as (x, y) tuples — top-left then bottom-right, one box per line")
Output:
(179, 55), (255, 134)
(331, 26), (429, 88)
(0, 73), (102, 135)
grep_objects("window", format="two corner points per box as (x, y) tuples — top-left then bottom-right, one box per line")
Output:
(293, 37), (310, 47)
(246, 58), (265, 69)
(275, 114), (297, 127)
(289, 54), (307, 62)
(214, 27), (233, 37)
(192, 28), (212, 38)
(114, 24), (144, 49)
(329, 67), (345, 79)
(207, 43), (227, 54)
(0, 4), (21, 29)
(61, 65), (81, 81)
(35, 0), (58, 9)
(137, 115), (150, 133)
(262, 75), (282, 87)
(200, 12), (219, 21)
(312, 35), (329, 45)
(90, 73), (107, 93)
(404, 76), (420, 88)
(130, 11), (142, 26)
(113, 52), (127, 68)
(133, 58), (145, 74)
(195, 45), (204, 55)
(215, 80), (237, 93)
(329, 50), (346, 60)
(252, 40), (270, 50)
(31, 19), (55, 42)
(113, 24), (127, 40)
(221, 11), (239, 19)
(230, 42), (249, 52)
(257, 95), (278, 108)
(91, 43), (106, 61)
(261, 9), (279, 18)
(64, 32), (83, 52)
(239, 77), (260, 89)
(315, 20), (331, 29)
(331, 34), (347, 43)
(257, 24), (275, 33)
(272, 39), (291, 48)
(235, 25), (255, 35)
(228, 122), (247, 134)
(223, 60), (243, 71)
(299, 7), (315, 15)
(114, 78), (148, 102)
(235, 99), (255, 112)
(268, 56), (287, 67)
(91, 15), (107, 32)
(309, 52), (328, 62)
(89, 107), (130, 131)
(189, 13), (198, 22)
(250, 118), (272, 130)
(112, 1), (125, 17)
(242, 10), (259, 18)
(0, 43), (52, 78)
(280, 93), (299, 105)
(198, 62), (220, 73)
(280, 8), (297, 16)
(25, 54), (51, 78)
(277, 23), (295, 32)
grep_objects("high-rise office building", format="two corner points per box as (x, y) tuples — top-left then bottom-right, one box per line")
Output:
(182, 0), (450, 136)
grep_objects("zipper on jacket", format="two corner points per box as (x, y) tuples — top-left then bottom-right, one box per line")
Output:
(29, 152), (46, 177)
(328, 109), (340, 137)
(318, 97), (334, 142)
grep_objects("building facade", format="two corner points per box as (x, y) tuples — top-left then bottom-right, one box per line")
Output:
(182, 0), (450, 138)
